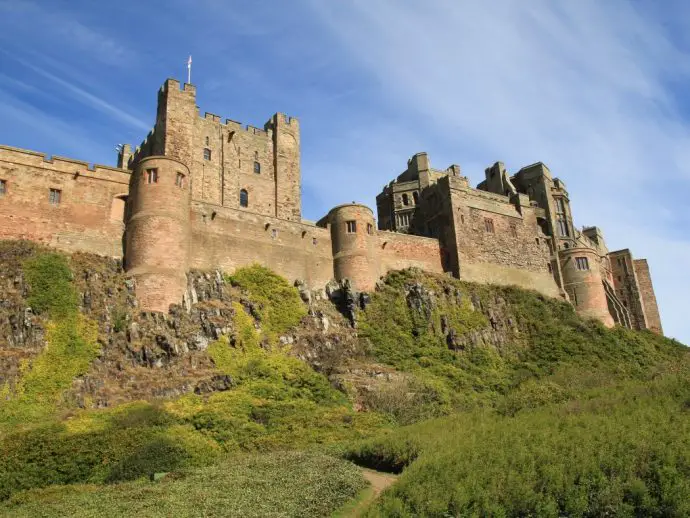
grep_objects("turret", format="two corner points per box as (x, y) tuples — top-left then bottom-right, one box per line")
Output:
(269, 113), (301, 221)
(125, 156), (191, 311)
(559, 246), (614, 327)
(327, 203), (378, 291)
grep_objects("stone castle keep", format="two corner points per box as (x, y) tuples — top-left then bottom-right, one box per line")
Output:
(0, 78), (662, 334)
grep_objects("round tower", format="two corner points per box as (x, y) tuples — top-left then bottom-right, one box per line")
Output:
(328, 203), (377, 291)
(125, 156), (191, 312)
(559, 246), (614, 327)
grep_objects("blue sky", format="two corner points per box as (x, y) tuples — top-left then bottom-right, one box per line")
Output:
(1, 0), (689, 344)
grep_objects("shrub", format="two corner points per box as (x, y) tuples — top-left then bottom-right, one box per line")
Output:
(227, 264), (307, 342)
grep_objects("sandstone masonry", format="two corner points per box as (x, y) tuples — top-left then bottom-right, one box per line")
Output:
(0, 78), (662, 333)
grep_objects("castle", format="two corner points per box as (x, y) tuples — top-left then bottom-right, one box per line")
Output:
(0, 78), (662, 334)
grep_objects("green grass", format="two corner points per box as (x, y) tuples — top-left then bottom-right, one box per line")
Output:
(0, 252), (101, 426)
(0, 260), (388, 500)
(227, 263), (308, 343)
(346, 367), (690, 517)
(0, 451), (367, 518)
(358, 269), (687, 421)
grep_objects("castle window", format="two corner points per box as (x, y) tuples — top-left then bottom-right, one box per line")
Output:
(146, 168), (158, 184)
(271, 228), (277, 239)
(346, 220), (357, 233)
(240, 189), (248, 208)
(548, 263), (553, 273)
(396, 212), (410, 227)
(254, 161), (261, 174)
(460, 214), (465, 224)
(0, 179), (6, 196)
(510, 224), (518, 238)
(484, 218), (494, 233)
(312, 237), (317, 245)
(205, 136), (210, 146)
(617, 275), (622, 282)
(573, 289), (579, 306)
(49, 188), (61, 205)
(536, 238), (540, 245)
(413, 191), (419, 204)
(402, 193), (409, 206)
(557, 218), (570, 237)
(203, 148), (212, 161)
(367, 223), (374, 235)
(555, 198), (566, 214)
(575, 257), (590, 271)
(175, 172), (185, 188)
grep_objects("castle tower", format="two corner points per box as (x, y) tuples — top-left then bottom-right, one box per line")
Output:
(270, 113), (301, 221)
(125, 156), (191, 312)
(560, 246), (614, 327)
(328, 203), (378, 291)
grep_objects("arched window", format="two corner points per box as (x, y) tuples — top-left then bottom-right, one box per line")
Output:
(254, 161), (261, 174)
(240, 189), (248, 208)
(402, 193), (409, 206)
(412, 191), (419, 204)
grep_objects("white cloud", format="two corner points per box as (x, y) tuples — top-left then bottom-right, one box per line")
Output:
(305, 0), (690, 343)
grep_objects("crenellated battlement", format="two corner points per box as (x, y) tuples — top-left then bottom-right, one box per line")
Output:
(0, 145), (130, 179)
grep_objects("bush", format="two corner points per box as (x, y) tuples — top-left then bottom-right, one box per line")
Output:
(355, 368), (690, 517)
(1, 452), (367, 518)
(227, 264), (307, 342)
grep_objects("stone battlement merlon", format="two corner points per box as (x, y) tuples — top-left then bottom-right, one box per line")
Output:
(0, 145), (130, 179)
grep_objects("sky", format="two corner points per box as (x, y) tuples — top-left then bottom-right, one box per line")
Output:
(0, 0), (689, 344)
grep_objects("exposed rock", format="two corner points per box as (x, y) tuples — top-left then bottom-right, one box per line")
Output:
(194, 374), (234, 394)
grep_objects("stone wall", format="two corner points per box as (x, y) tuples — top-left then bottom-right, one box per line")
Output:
(189, 202), (333, 289)
(633, 259), (663, 335)
(0, 145), (130, 257)
(447, 184), (560, 297)
(610, 250), (648, 330)
(376, 231), (444, 279)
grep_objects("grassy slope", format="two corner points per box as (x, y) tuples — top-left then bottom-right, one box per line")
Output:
(347, 269), (690, 517)
(1, 246), (688, 517)
(1, 451), (365, 518)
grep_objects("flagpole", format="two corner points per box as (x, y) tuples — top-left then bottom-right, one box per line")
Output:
(187, 55), (192, 84)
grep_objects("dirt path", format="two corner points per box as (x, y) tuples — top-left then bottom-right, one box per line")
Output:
(338, 468), (397, 517)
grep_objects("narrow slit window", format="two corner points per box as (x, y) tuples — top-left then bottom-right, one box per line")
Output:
(346, 220), (357, 233)
(49, 188), (61, 205)
(271, 228), (278, 239)
(312, 237), (317, 245)
(575, 257), (590, 271)
(0, 179), (6, 196)
(484, 218), (494, 233)
(205, 136), (210, 146)
(367, 223), (374, 235)
(254, 161), (261, 174)
(557, 218), (570, 237)
(203, 148), (212, 161)
(240, 189), (248, 208)
(510, 224), (518, 238)
(146, 168), (158, 184)
(175, 172), (185, 188)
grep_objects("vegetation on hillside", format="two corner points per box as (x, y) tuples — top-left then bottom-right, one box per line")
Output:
(0, 246), (688, 516)
(0, 252), (100, 425)
(1, 451), (365, 518)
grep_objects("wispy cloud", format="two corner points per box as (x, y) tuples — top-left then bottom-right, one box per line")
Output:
(0, 0), (132, 67)
(1, 50), (149, 131)
(304, 0), (690, 343)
